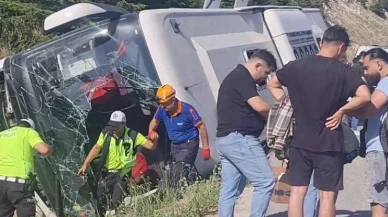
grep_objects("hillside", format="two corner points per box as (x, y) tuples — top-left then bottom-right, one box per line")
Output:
(323, 0), (388, 59)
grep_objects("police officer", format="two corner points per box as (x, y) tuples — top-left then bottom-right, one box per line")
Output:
(0, 118), (52, 217)
(148, 84), (211, 183)
(78, 111), (157, 213)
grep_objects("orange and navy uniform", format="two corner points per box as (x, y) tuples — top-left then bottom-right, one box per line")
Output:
(154, 100), (203, 144)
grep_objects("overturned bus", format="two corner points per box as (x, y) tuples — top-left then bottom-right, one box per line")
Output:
(0, 1), (328, 216)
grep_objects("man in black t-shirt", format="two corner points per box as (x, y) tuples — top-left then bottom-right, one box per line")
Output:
(267, 25), (371, 217)
(216, 49), (277, 217)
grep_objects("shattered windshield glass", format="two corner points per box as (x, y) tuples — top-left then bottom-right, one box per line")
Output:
(5, 14), (161, 216)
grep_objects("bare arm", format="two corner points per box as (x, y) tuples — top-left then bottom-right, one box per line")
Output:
(326, 84), (371, 130)
(247, 96), (271, 118)
(82, 144), (102, 167)
(351, 89), (388, 119)
(338, 85), (371, 114)
(149, 118), (160, 132)
(267, 74), (286, 101)
(197, 122), (209, 149)
(34, 143), (53, 157)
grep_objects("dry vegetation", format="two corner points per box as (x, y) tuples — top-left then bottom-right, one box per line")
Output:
(117, 166), (221, 217)
(323, 0), (388, 59)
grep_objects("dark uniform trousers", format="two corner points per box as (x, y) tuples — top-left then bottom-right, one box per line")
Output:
(0, 180), (35, 217)
(96, 171), (127, 214)
(169, 139), (199, 186)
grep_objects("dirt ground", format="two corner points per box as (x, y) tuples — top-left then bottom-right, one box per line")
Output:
(205, 155), (370, 217)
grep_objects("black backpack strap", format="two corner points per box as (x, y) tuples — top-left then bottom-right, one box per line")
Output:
(376, 105), (388, 193)
(95, 130), (113, 178)
(128, 128), (138, 154)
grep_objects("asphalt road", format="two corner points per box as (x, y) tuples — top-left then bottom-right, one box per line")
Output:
(229, 156), (370, 217)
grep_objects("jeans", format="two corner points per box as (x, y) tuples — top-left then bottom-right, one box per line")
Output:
(304, 171), (319, 217)
(216, 132), (275, 217)
(351, 116), (359, 130)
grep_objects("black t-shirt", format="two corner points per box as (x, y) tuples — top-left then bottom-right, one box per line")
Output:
(277, 55), (364, 152)
(216, 64), (266, 137)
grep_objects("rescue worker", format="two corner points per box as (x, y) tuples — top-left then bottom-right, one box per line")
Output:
(0, 118), (53, 217)
(148, 84), (211, 185)
(77, 111), (157, 214)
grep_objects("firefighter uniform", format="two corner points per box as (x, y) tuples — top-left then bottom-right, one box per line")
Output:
(0, 119), (45, 217)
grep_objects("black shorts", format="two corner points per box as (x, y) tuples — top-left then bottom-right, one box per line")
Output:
(283, 147), (344, 191)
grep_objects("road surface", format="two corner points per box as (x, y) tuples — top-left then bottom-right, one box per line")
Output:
(206, 155), (370, 217)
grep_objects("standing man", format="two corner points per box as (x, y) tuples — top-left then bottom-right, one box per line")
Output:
(0, 118), (53, 217)
(148, 84), (211, 183)
(267, 25), (370, 217)
(78, 111), (157, 214)
(351, 48), (388, 217)
(216, 49), (277, 217)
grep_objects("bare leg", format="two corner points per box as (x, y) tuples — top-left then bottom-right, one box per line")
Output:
(318, 190), (337, 217)
(289, 186), (308, 217)
(371, 203), (388, 217)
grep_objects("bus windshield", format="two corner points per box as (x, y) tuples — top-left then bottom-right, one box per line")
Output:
(5, 14), (161, 215)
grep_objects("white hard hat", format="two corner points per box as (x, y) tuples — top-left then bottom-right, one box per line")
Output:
(21, 118), (36, 130)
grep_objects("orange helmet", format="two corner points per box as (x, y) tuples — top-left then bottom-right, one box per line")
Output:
(156, 84), (176, 103)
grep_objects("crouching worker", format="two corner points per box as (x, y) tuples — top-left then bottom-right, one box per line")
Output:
(148, 84), (211, 186)
(77, 111), (157, 214)
(0, 118), (52, 217)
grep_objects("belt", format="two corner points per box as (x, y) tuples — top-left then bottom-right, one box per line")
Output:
(102, 169), (120, 173)
(172, 138), (198, 145)
(0, 176), (31, 184)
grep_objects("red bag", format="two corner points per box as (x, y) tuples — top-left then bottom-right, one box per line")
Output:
(130, 153), (148, 184)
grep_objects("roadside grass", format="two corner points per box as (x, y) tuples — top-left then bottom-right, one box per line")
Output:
(116, 165), (221, 217)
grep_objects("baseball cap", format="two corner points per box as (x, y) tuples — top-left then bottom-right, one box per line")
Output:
(108, 111), (126, 127)
(21, 118), (36, 130)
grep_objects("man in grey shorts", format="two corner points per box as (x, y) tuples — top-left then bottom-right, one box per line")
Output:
(352, 48), (388, 216)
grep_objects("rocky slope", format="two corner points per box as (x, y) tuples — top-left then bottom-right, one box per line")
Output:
(323, 0), (388, 59)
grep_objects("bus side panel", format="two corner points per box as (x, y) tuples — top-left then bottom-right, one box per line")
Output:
(139, 9), (281, 175)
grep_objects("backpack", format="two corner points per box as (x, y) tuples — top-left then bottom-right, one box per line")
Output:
(342, 123), (360, 164)
(379, 115), (388, 155)
(376, 113), (388, 193)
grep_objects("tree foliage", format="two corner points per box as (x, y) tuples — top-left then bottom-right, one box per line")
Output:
(370, 0), (388, 18)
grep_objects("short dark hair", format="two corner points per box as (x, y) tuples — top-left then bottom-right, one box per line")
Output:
(353, 51), (367, 63)
(351, 62), (365, 77)
(250, 49), (278, 71)
(322, 25), (350, 48)
(364, 47), (388, 64)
